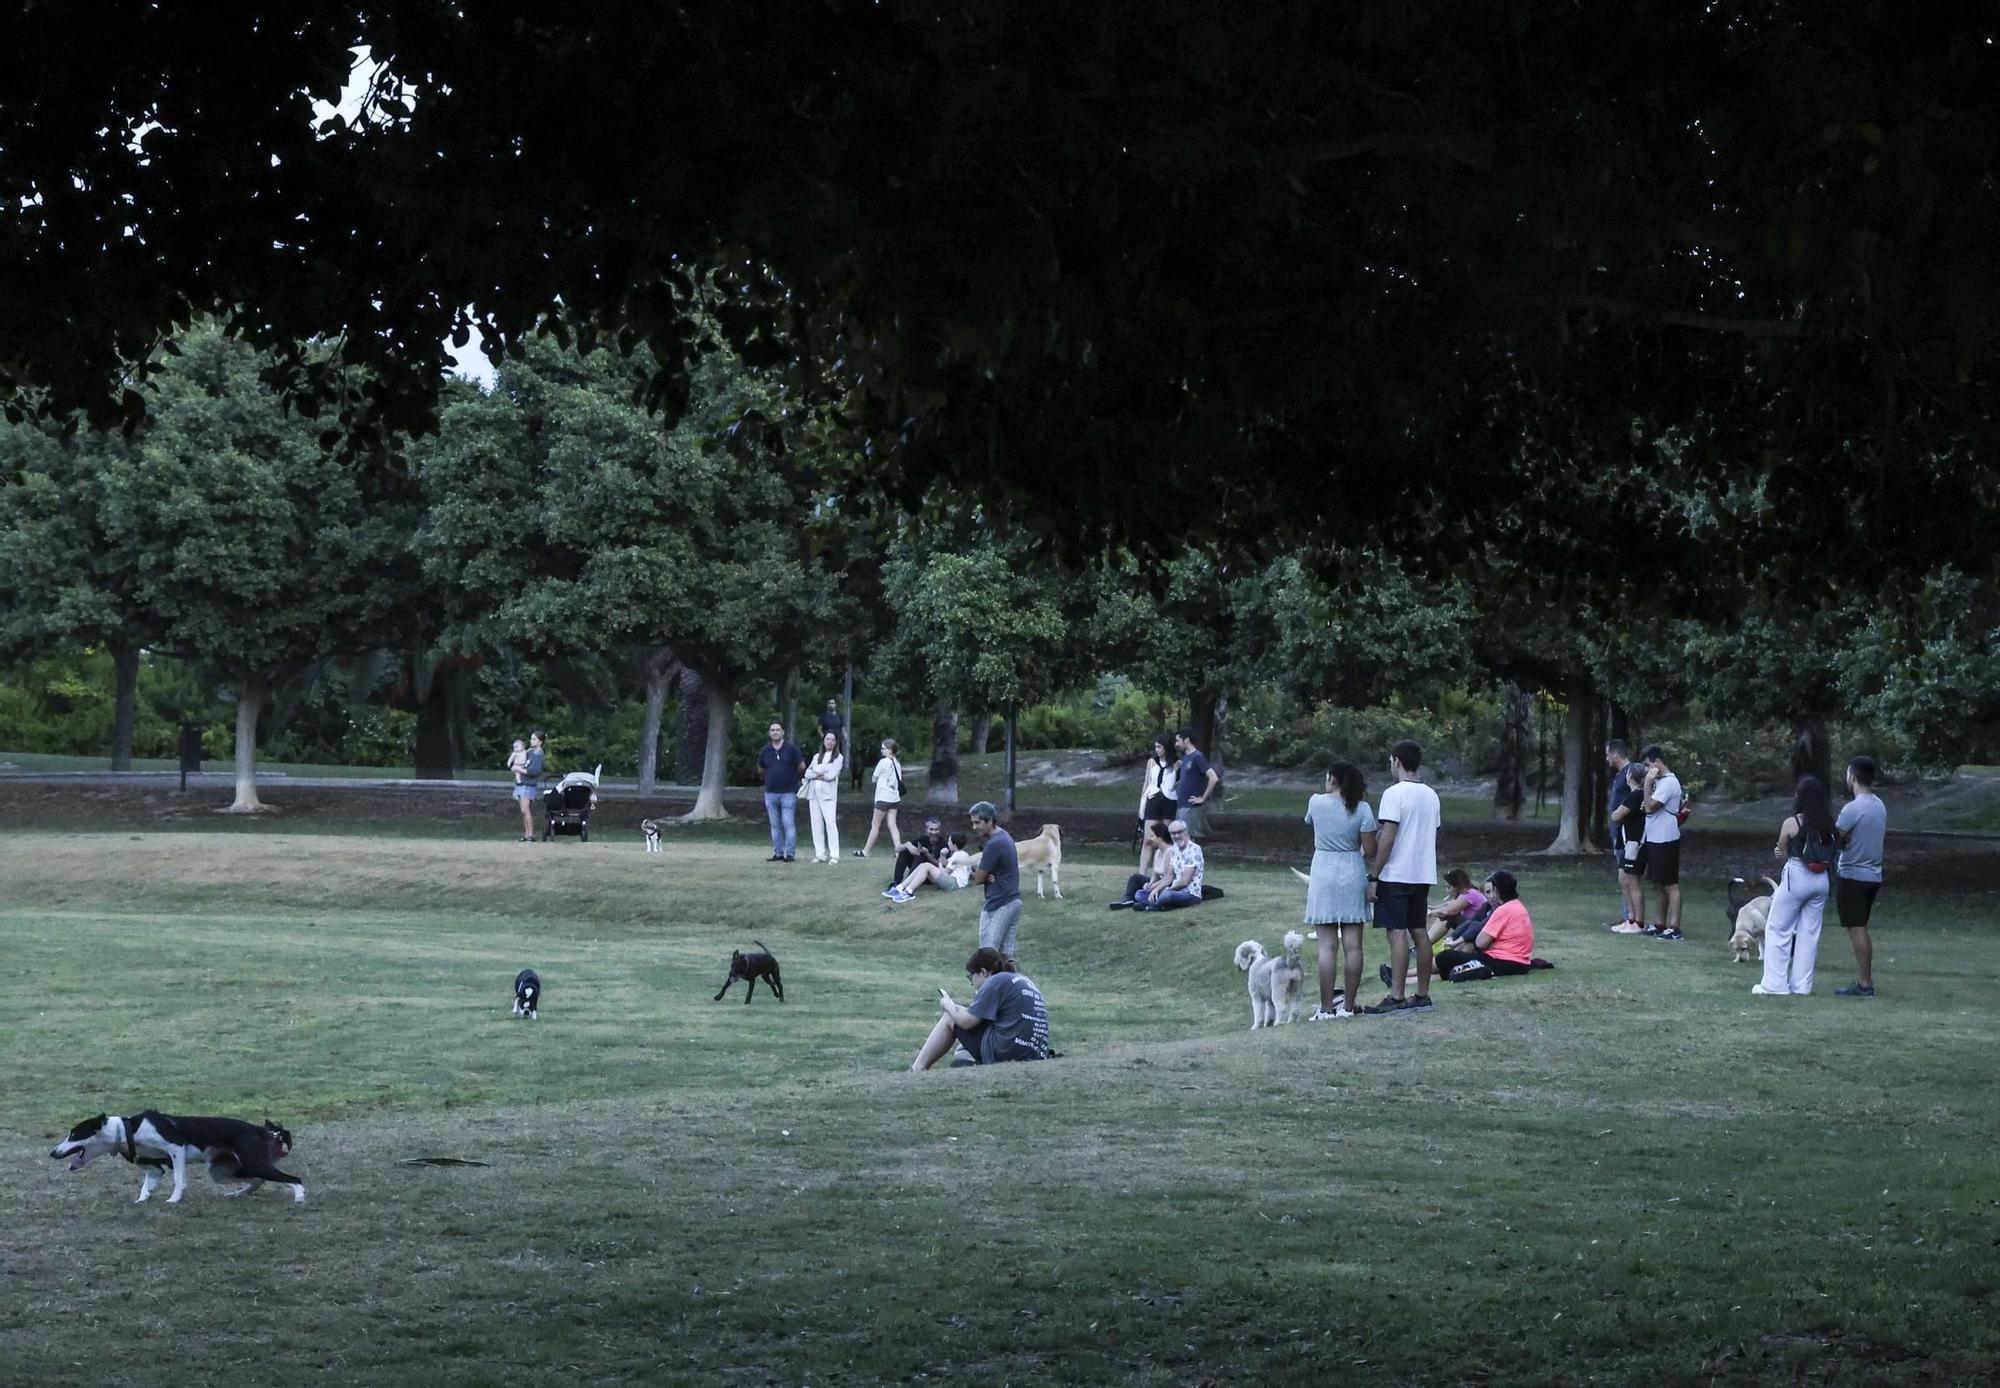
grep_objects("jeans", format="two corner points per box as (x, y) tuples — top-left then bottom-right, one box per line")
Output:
(763, 791), (798, 857)
(1136, 886), (1200, 912)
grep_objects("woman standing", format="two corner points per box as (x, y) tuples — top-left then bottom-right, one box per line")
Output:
(1303, 760), (1378, 1019)
(855, 738), (905, 858)
(1136, 733), (1179, 871)
(803, 730), (845, 863)
(513, 731), (546, 842)
(1754, 775), (1838, 995)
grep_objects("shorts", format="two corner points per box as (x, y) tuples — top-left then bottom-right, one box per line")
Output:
(1372, 881), (1428, 934)
(938, 873), (966, 892)
(978, 898), (1023, 955)
(512, 784), (537, 801)
(1644, 839), (1681, 886)
(1616, 837), (1644, 877)
(1836, 877), (1881, 930)
(873, 799), (900, 812)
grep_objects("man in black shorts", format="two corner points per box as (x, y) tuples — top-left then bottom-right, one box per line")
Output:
(1638, 745), (1685, 939)
(1365, 741), (1443, 1014)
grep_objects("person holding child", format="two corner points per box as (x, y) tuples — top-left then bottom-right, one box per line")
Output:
(509, 732), (545, 841)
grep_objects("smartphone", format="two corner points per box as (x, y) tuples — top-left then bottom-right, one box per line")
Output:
(938, 986), (950, 1000)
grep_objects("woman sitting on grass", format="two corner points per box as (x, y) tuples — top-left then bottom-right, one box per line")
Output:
(884, 834), (972, 902)
(1433, 870), (1544, 981)
(1428, 868), (1489, 946)
(1109, 820), (1174, 909)
(910, 947), (1052, 1070)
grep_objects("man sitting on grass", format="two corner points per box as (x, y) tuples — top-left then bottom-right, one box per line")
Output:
(1133, 819), (1204, 912)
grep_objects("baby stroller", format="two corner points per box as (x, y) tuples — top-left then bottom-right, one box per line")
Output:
(541, 764), (601, 841)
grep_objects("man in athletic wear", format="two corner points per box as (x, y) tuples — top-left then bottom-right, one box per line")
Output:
(1365, 740), (1442, 1014)
(1833, 755), (1887, 997)
(1604, 739), (1645, 929)
(1639, 744), (1684, 939)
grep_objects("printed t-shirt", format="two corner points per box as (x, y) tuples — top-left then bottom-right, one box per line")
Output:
(1169, 840), (1206, 894)
(967, 971), (1051, 1062)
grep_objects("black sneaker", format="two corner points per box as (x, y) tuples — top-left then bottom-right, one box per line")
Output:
(1652, 926), (1684, 941)
(1378, 962), (1395, 990)
(1834, 981), (1876, 997)
(767, 854), (784, 862)
(1363, 995), (1408, 1015)
(1405, 994), (1435, 1012)
(1108, 899), (1136, 911)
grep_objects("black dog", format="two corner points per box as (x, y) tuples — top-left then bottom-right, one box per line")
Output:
(713, 941), (783, 1004)
(513, 968), (542, 1020)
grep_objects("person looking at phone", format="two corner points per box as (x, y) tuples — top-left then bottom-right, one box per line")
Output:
(909, 947), (1052, 1071)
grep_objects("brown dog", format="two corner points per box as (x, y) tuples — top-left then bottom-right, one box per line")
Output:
(1013, 823), (1063, 899)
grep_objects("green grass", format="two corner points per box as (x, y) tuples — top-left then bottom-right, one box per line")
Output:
(3, 830), (1996, 1385)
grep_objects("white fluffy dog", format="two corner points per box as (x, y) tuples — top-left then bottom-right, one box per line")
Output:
(1234, 931), (1305, 1029)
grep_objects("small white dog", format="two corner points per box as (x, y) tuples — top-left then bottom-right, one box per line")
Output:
(641, 819), (662, 853)
(1726, 876), (1777, 963)
(1234, 931), (1305, 1029)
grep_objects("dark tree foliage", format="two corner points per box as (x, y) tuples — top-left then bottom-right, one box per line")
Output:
(3, 3), (1996, 590)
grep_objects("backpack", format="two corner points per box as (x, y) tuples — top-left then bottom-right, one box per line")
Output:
(1798, 821), (1836, 873)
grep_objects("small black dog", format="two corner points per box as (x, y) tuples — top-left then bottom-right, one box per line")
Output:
(513, 968), (542, 1020)
(713, 941), (783, 1004)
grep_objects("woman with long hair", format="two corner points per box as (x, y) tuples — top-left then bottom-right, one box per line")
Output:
(855, 738), (905, 858)
(910, 947), (1052, 1070)
(1303, 760), (1378, 1019)
(802, 729), (845, 863)
(1755, 775), (1838, 995)
(1136, 733), (1179, 871)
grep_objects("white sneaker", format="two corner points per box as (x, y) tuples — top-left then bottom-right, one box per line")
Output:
(1750, 983), (1784, 995)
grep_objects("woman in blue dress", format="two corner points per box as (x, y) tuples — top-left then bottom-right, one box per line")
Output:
(1303, 760), (1378, 1019)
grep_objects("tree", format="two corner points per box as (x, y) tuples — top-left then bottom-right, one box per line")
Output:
(416, 336), (854, 819)
(105, 325), (387, 809)
(0, 419), (158, 767)
(6, 4), (1997, 598)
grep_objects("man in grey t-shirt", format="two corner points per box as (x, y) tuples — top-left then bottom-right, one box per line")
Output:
(1833, 755), (1888, 997)
(969, 802), (1022, 958)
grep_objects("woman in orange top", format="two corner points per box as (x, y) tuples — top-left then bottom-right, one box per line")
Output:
(1434, 870), (1537, 980)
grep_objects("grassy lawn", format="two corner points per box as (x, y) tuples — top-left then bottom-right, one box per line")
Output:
(3, 829), (1995, 1385)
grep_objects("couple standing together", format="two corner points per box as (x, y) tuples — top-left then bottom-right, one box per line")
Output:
(1301, 740), (1443, 1018)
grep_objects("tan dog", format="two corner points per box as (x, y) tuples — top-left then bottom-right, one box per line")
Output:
(1013, 823), (1063, 899)
(1726, 876), (1777, 963)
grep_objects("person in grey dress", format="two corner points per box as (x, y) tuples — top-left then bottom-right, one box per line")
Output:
(1304, 760), (1378, 1019)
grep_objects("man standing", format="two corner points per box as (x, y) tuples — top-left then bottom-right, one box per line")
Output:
(1365, 740), (1442, 1014)
(1603, 739), (1642, 927)
(1134, 819), (1204, 911)
(1639, 744), (1684, 939)
(1173, 727), (1220, 838)
(890, 814), (947, 888)
(968, 801), (1022, 958)
(1833, 755), (1887, 997)
(757, 720), (806, 863)
(816, 697), (856, 790)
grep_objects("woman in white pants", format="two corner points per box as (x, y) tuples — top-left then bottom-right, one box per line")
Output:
(803, 731), (845, 863)
(1755, 776), (1837, 995)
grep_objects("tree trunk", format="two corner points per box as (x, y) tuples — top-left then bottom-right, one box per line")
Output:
(412, 663), (456, 780)
(779, 665), (799, 746)
(1586, 696), (1610, 850)
(224, 669), (268, 813)
(109, 643), (140, 771)
(1791, 718), (1832, 791)
(1495, 681), (1530, 820)
(1188, 688), (1227, 775)
(928, 696), (960, 805)
(677, 666), (709, 784)
(1542, 674), (1593, 853)
(637, 649), (675, 795)
(681, 675), (734, 821)
(1609, 701), (1630, 743)
(967, 712), (992, 757)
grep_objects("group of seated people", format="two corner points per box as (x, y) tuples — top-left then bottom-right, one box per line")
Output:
(1109, 818), (1208, 912)
(1384, 866), (1550, 985)
(879, 815), (974, 902)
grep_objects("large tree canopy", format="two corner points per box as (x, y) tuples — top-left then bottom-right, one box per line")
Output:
(4, 3), (1996, 584)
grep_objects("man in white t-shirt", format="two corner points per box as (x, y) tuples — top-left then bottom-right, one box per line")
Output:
(1365, 740), (1442, 1014)
(1639, 744), (1684, 939)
